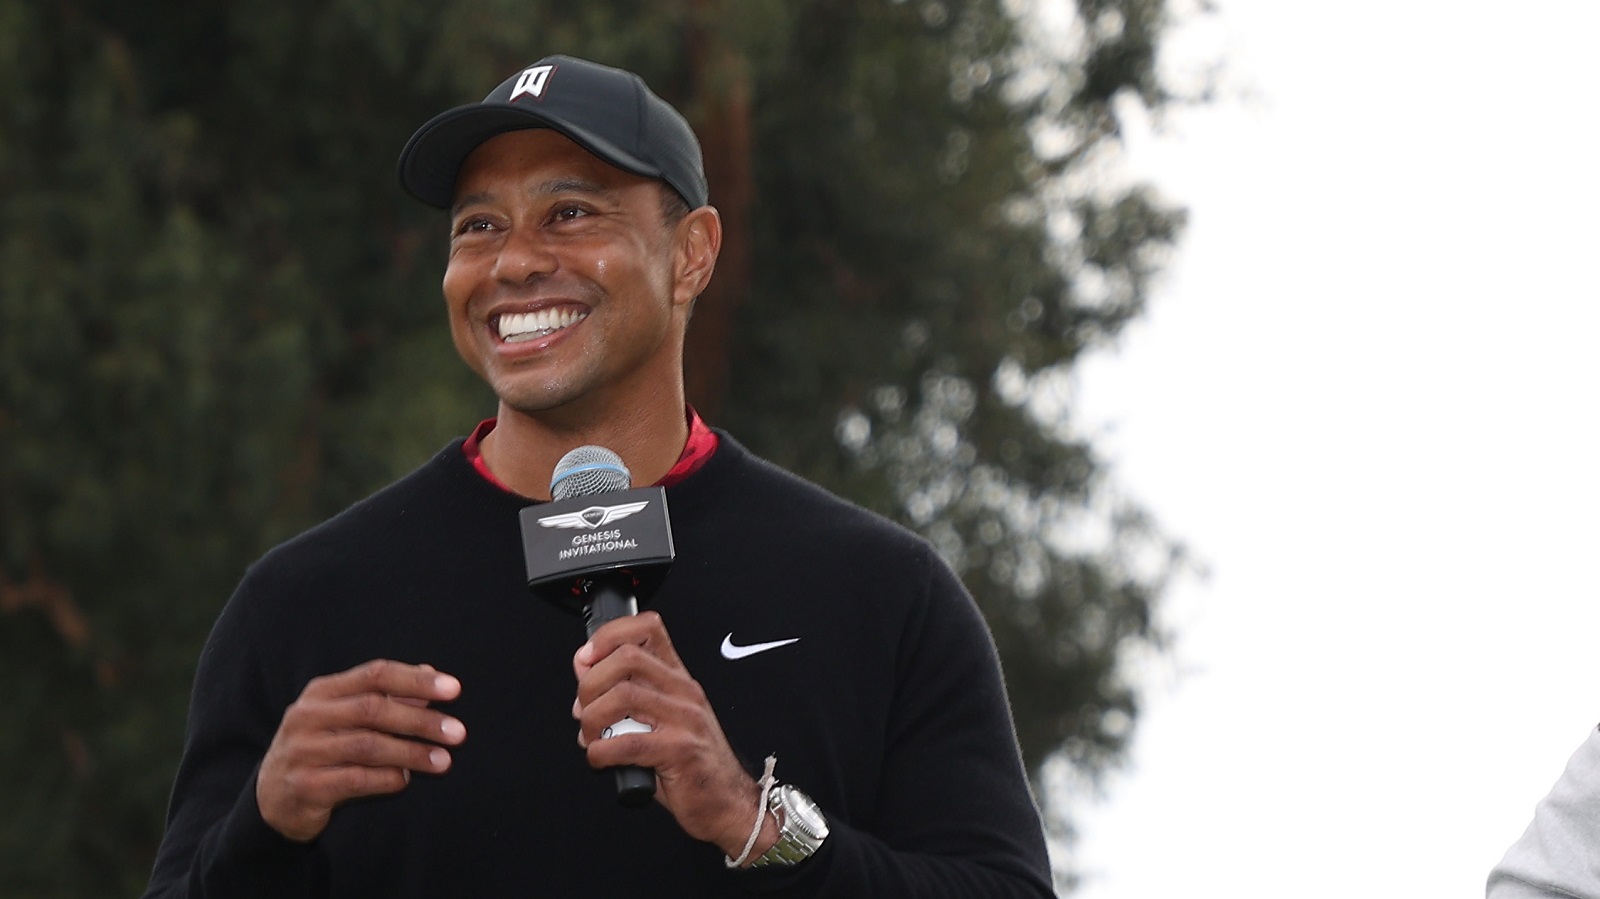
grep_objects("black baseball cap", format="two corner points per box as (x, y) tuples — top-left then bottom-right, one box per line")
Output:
(398, 55), (708, 210)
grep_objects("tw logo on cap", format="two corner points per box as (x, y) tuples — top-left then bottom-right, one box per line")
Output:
(510, 64), (555, 101)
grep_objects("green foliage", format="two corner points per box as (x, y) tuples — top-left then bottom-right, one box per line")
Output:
(0, 0), (1190, 892)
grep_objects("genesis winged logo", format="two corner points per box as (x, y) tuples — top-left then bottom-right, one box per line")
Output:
(537, 501), (650, 530)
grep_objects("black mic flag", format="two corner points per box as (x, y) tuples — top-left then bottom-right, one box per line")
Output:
(519, 446), (675, 807)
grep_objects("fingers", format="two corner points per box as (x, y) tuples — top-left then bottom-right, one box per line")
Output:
(572, 612), (683, 707)
(292, 661), (467, 755)
(292, 660), (467, 757)
(573, 642), (664, 751)
(258, 659), (465, 842)
(317, 689), (467, 747)
(571, 613), (679, 754)
(259, 738), (444, 843)
(305, 658), (462, 704)
(572, 628), (689, 754)
(575, 677), (703, 760)
(574, 611), (682, 677)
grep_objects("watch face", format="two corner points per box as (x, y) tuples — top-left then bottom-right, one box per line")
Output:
(784, 789), (829, 839)
(751, 787), (829, 868)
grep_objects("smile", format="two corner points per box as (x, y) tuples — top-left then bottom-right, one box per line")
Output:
(496, 307), (588, 343)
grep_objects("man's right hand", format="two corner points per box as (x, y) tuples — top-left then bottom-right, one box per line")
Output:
(256, 659), (465, 842)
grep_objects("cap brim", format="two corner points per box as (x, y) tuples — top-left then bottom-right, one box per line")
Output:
(397, 104), (663, 210)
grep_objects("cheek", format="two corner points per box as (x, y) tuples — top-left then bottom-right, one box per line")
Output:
(442, 261), (469, 310)
(441, 266), (487, 374)
(442, 261), (486, 329)
(447, 322), (486, 377)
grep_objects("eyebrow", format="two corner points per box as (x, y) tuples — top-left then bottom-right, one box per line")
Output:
(536, 177), (613, 199)
(450, 178), (618, 217)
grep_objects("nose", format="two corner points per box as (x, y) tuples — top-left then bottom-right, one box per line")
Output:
(491, 223), (557, 284)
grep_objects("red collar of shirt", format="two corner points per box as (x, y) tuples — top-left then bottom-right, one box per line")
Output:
(461, 407), (719, 496)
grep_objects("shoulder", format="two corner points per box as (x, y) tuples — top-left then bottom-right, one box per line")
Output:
(666, 431), (969, 626)
(675, 430), (933, 557)
(243, 439), (519, 591)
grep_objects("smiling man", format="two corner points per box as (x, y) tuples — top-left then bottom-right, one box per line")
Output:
(142, 55), (1054, 897)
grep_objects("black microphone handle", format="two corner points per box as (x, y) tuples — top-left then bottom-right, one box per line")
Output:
(583, 575), (657, 807)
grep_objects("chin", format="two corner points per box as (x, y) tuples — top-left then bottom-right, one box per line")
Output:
(492, 378), (587, 418)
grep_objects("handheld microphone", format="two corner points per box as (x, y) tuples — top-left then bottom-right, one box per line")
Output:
(549, 446), (649, 642)
(521, 445), (676, 807)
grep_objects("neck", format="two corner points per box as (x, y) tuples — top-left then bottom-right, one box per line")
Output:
(478, 391), (690, 501)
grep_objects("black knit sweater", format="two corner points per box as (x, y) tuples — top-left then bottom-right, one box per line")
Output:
(143, 432), (1054, 897)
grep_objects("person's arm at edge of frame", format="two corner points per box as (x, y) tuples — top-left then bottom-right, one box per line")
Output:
(1489, 725), (1600, 899)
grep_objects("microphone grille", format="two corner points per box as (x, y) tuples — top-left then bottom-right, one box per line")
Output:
(550, 445), (632, 500)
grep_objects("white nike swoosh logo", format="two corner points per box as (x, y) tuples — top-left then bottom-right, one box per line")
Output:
(720, 633), (800, 660)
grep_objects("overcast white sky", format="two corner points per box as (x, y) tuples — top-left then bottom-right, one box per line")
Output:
(1055, 1), (1600, 896)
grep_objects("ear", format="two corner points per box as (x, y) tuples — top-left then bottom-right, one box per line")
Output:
(671, 205), (722, 308)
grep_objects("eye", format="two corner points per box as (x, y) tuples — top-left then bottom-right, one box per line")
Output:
(452, 215), (497, 237)
(550, 203), (591, 223)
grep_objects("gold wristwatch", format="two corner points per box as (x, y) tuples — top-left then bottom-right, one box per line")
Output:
(751, 784), (829, 867)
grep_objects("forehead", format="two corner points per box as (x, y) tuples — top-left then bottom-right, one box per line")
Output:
(452, 128), (655, 206)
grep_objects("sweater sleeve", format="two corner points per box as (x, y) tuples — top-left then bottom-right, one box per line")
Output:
(141, 576), (320, 898)
(747, 544), (1057, 898)
(1489, 726), (1600, 899)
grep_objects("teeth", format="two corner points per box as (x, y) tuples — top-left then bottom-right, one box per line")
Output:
(498, 308), (587, 343)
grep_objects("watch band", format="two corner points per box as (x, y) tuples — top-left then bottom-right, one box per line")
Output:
(751, 784), (829, 868)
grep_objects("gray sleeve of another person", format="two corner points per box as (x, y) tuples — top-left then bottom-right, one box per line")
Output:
(1490, 727), (1600, 899)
